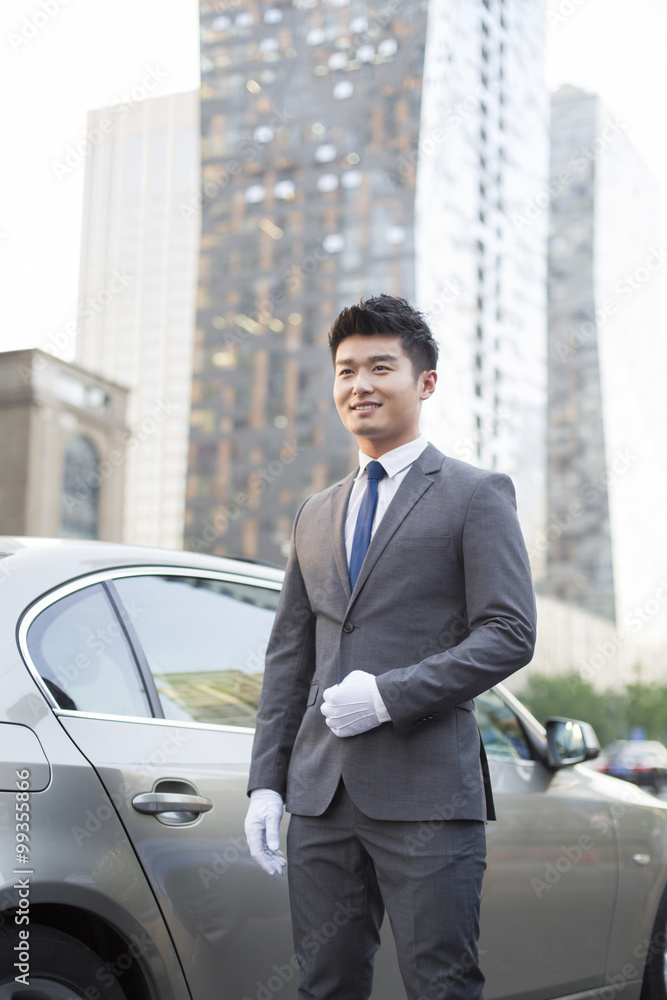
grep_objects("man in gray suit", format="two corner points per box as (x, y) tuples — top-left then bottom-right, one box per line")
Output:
(245, 295), (536, 999)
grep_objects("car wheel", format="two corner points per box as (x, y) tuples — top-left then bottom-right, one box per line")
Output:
(0, 924), (128, 999)
(641, 885), (667, 1000)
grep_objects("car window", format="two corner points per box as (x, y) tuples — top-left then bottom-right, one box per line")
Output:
(113, 574), (280, 728)
(26, 584), (152, 718)
(476, 689), (532, 760)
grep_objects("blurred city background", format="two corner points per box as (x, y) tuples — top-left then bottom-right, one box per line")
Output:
(1, 0), (667, 738)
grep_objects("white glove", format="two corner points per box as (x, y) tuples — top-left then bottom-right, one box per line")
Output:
(244, 788), (287, 876)
(320, 670), (391, 737)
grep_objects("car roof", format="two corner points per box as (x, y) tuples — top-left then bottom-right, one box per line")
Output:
(0, 536), (285, 618)
(603, 740), (667, 757)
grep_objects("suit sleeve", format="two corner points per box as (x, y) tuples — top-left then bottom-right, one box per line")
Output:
(247, 499), (316, 796)
(376, 472), (536, 736)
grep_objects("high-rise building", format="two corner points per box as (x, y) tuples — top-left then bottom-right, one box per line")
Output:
(546, 86), (667, 625)
(187, 0), (548, 564)
(76, 90), (200, 549)
(417, 1), (549, 560)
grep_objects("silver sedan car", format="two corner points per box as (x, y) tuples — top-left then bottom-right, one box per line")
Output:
(1, 537), (667, 1000)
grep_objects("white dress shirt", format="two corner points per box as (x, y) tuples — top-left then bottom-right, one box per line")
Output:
(344, 434), (428, 569)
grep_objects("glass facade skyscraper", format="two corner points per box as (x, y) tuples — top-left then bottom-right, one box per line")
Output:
(77, 90), (200, 550)
(547, 86), (666, 624)
(187, 0), (548, 565)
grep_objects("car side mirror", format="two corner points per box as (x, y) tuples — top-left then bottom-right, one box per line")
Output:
(545, 717), (601, 769)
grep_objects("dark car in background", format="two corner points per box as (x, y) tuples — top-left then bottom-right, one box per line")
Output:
(2, 537), (667, 1000)
(593, 740), (667, 793)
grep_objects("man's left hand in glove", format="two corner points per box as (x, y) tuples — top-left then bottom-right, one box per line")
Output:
(320, 669), (391, 737)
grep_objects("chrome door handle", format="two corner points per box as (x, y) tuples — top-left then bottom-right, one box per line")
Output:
(132, 792), (213, 815)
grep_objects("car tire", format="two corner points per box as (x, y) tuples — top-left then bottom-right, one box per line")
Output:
(0, 923), (129, 998)
(640, 885), (667, 1000)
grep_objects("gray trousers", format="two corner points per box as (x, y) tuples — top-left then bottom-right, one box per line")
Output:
(286, 781), (486, 1000)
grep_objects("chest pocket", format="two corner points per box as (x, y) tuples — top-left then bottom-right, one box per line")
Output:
(393, 533), (452, 550)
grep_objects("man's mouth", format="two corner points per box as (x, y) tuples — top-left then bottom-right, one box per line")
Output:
(351, 403), (381, 411)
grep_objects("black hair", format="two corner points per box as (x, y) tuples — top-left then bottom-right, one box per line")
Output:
(328, 294), (438, 377)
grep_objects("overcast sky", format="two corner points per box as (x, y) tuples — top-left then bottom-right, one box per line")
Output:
(0, 0), (665, 356)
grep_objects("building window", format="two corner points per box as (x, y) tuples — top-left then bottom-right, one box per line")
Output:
(60, 435), (100, 540)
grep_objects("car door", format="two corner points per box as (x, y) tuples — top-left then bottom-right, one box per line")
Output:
(21, 566), (298, 1000)
(476, 688), (618, 1000)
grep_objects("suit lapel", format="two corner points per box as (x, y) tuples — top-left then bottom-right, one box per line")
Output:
(330, 470), (356, 600)
(348, 443), (444, 604)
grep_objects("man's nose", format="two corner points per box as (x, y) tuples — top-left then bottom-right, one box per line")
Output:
(353, 372), (373, 393)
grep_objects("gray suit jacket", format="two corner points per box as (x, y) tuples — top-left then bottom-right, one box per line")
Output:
(248, 444), (536, 822)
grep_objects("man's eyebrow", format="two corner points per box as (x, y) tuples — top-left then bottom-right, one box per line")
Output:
(335, 353), (399, 367)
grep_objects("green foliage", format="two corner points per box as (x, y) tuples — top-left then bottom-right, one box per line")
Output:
(518, 673), (667, 748)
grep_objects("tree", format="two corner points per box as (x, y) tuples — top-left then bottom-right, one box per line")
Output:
(518, 674), (626, 748)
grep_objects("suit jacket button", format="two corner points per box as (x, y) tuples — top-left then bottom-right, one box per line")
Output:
(343, 622), (354, 633)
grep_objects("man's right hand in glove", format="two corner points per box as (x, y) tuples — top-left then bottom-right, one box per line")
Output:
(244, 788), (287, 876)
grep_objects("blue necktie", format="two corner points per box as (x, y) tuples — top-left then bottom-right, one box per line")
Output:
(349, 460), (387, 590)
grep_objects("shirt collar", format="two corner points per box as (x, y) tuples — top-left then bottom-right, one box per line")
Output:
(356, 435), (428, 481)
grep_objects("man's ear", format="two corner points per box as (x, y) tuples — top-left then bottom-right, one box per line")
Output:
(420, 370), (438, 400)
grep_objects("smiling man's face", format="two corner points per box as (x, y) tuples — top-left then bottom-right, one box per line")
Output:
(333, 334), (437, 458)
